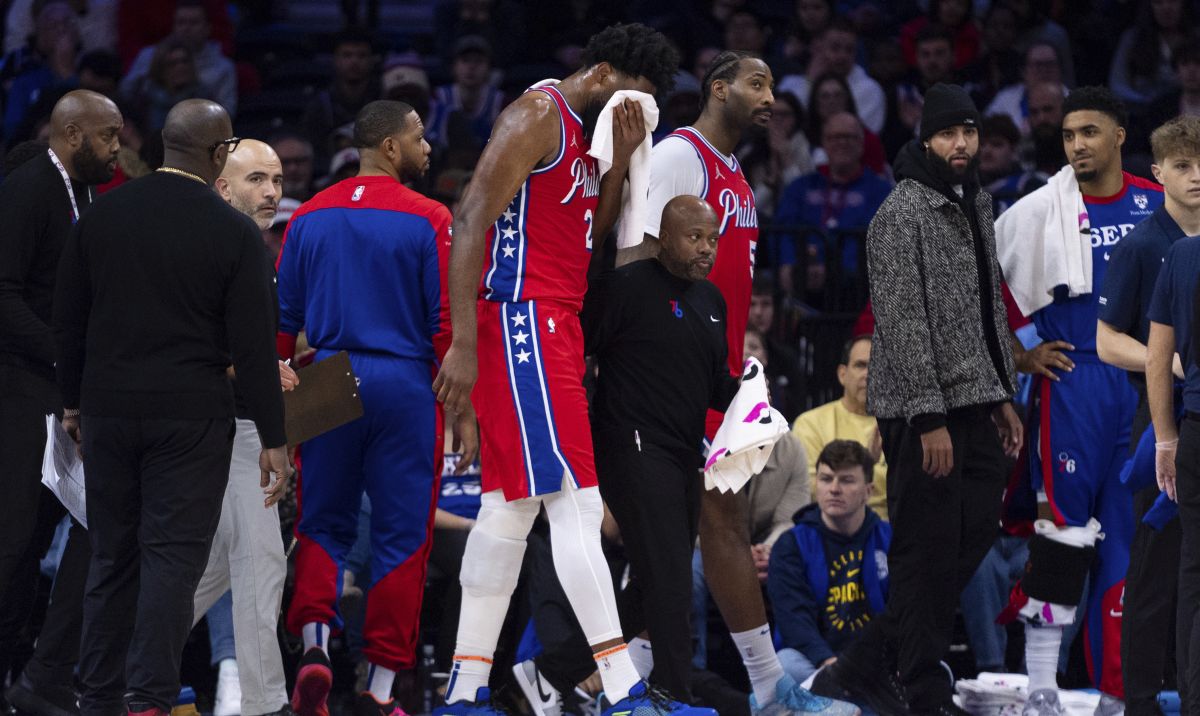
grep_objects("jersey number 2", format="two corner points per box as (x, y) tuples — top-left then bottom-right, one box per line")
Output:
(584, 209), (594, 251)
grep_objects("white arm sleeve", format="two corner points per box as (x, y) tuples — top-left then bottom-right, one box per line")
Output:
(644, 135), (707, 239)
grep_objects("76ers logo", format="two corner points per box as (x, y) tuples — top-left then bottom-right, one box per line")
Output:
(718, 188), (758, 234)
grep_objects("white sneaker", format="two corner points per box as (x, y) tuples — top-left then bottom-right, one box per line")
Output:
(1022, 689), (1065, 716)
(512, 659), (561, 716)
(214, 659), (242, 716)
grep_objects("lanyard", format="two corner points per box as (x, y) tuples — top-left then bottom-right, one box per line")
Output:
(47, 147), (91, 224)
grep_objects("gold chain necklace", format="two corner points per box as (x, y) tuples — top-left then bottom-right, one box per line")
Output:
(156, 166), (207, 185)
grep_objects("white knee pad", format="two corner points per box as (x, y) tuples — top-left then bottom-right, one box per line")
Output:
(458, 490), (539, 598)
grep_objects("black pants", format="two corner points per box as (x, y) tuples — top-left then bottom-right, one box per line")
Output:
(78, 416), (233, 716)
(1122, 393), (1179, 715)
(1175, 416), (1200, 714)
(0, 364), (89, 690)
(840, 406), (1007, 711)
(597, 434), (701, 702)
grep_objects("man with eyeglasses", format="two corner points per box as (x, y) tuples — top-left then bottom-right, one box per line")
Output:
(54, 99), (292, 716)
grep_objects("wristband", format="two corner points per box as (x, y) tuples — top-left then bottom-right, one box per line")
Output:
(63, 408), (80, 418)
(1156, 439), (1179, 450)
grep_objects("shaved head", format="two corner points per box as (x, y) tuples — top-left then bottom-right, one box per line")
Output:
(661, 194), (717, 235)
(161, 99), (234, 183)
(48, 89), (123, 184)
(217, 139), (283, 230)
(659, 195), (719, 281)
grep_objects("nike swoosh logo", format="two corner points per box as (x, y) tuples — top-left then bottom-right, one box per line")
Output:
(535, 671), (553, 703)
(710, 315), (720, 322)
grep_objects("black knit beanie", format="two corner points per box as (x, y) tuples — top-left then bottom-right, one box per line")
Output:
(919, 83), (981, 141)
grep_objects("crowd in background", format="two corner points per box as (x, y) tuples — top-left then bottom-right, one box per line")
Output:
(2, 0), (1198, 714)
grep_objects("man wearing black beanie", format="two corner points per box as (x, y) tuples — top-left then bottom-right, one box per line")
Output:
(811, 83), (1023, 716)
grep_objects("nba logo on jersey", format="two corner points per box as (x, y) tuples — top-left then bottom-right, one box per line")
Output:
(351, 185), (365, 202)
(1134, 194), (1148, 210)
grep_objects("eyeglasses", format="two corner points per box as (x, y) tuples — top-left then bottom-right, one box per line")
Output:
(208, 137), (241, 155)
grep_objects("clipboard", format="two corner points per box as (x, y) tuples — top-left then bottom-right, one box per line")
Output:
(284, 351), (364, 446)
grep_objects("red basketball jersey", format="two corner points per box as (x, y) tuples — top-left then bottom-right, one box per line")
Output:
(669, 126), (759, 374)
(480, 85), (600, 311)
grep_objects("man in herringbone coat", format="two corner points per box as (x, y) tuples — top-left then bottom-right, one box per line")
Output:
(811, 83), (1024, 716)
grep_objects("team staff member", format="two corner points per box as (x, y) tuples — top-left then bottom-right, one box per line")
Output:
(0, 89), (122, 716)
(584, 196), (740, 702)
(1097, 115), (1200, 716)
(430, 24), (697, 716)
(814, 84), (1022, 716)
(630, 50), (847, 716)
(189, 139), (297, 716)
(1143, 121), (1200, 716)
(54, 99), (291, 716)
(276, 100), (471, 716)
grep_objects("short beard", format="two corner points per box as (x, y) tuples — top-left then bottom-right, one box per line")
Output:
(926, 147), (978, 185)
(1073, 167), (1098, 184)
(72, 140), (115, 185)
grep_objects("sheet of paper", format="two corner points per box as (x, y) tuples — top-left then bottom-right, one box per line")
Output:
(41, 414), (87, 528)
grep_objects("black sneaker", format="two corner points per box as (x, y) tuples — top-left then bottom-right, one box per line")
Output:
(810, 658), (910, 716)
(5, 673), (79, 716)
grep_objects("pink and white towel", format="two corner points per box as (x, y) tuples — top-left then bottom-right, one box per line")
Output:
(703, 358), (788, 494)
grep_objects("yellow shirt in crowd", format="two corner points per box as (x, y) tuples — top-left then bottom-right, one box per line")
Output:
(791, 399), (888, 521)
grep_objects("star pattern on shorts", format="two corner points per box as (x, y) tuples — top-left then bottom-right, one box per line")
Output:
(512, 330), (529, 345)
(502, 245), (516, 258)
(516, 349), (532, 363)
(510, 312), (527, 327)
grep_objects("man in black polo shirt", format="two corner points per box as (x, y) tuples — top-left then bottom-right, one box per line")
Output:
(53, 99), (292, 716)
(1144, 116), (1200, 716)
(0, 89), (121, 716)
(583, 194), (741, 704)
(1097, 115), (1200, 716)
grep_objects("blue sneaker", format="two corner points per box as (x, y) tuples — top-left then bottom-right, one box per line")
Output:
(434, 687), (507, 716)
(750, 675), (861, 716)
(601, 681), (717, 716)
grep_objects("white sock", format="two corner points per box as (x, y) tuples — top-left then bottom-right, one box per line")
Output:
(445, 655), (493, 705)
(218, 658), (238, 679)
(367, 663), (396, 702)
(628, 637), (654, 680)
(1025, 622), (1062, 695)
(301, 622), (329, 655)
(731, 625), (786, 706)
(594, 645), (640, 702)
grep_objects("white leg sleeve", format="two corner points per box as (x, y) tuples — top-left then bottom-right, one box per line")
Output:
(542, 483), (623, 645)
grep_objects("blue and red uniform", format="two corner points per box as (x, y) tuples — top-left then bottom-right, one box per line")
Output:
(275, 175), (452, 670)
(473, 84), (600, 501)
(1027, 172), (1161, 697)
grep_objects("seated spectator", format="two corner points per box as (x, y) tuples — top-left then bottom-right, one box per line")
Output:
(779, 18), (886, 133)
(118, 0), (235, 116)
(723, 9), (769, 55)
(2, 2), (78, 142)
(269, 131), (316, 202)
(1129, 42), (1200, 159)
(122, 38), (214, 132)
(778, 0), (833, 73)
(301, 26), (379, 179)
(773, 113), (891, 300)
(899, 0), (981, 70)
(115, 0), (232, 69)
(4, 0), (116, 56)
(791, 335), (888, 520)
(380, 53), (431, 120)
(1007, 0), (1075, 87)
(803, 74), (887, 176)
(979, 114), (1045, 216)
(986, 41), (1067, 138)
(1108, 0), (1191, 105)
(427, 35), (503, 167)
(767, 439), (890, 684)
(883, 23), (958, 160)
(965, 3), (1021, 109)
(736, 91), (812, 219)
(1022, 80), (1066, 174)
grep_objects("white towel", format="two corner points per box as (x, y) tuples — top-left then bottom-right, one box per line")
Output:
(995, 164), (1092, 316)
(703, 358), (788, 494)
(587, 90), (660, 249)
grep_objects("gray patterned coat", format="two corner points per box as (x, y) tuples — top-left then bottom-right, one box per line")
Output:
(865, 177), (1018, 423)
